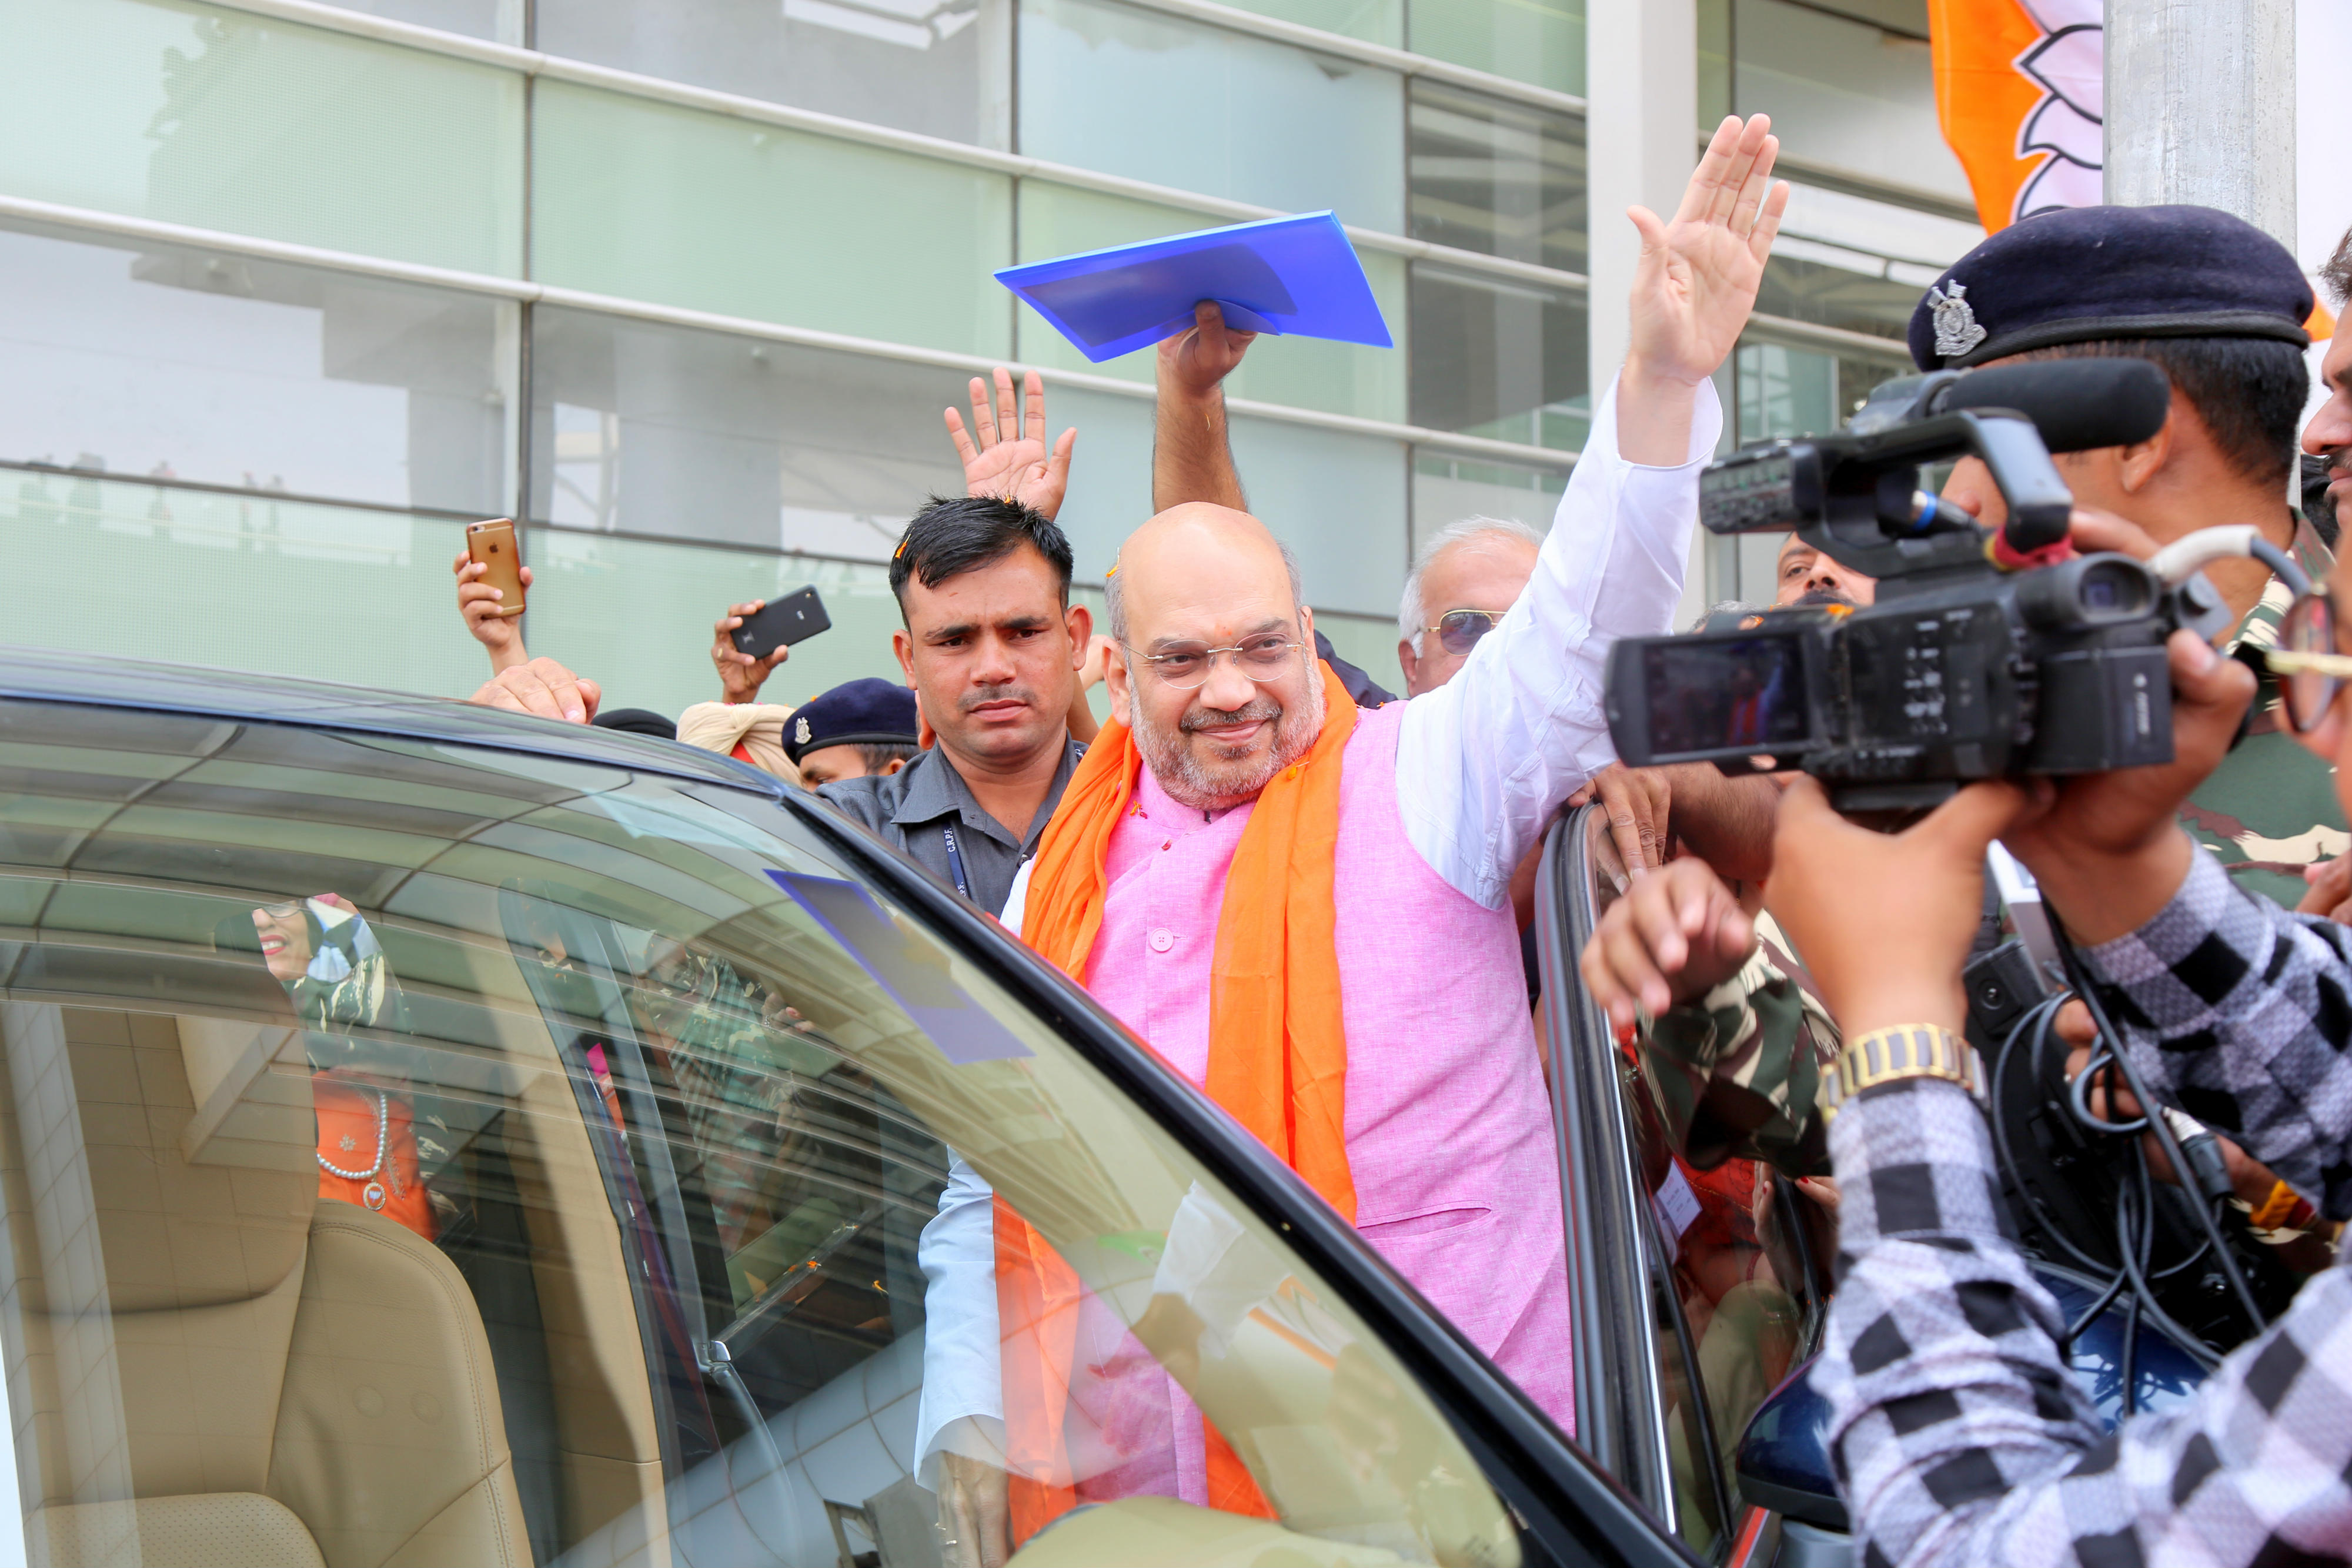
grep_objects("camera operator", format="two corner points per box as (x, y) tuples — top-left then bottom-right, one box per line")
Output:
(1919, 205), (2343, 910)
(1744, 546), (2352, 1563)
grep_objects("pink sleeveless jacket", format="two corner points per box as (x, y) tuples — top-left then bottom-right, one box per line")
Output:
(1087, 701), (1575, 1427)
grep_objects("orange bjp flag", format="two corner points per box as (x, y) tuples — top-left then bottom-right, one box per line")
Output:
(1929, 0), (2103, 233)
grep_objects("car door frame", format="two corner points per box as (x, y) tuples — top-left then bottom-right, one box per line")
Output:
(729, 776), (1709, 1568)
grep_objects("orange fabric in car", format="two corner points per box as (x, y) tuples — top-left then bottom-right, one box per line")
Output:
(312, 1072), (435, 1242)
(1001, 660), (1360, 1539)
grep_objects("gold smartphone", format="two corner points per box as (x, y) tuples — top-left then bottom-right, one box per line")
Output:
(466, 519), (526, 619)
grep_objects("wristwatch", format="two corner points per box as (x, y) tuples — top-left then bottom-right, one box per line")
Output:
(1822, 1023), (1982, 1119)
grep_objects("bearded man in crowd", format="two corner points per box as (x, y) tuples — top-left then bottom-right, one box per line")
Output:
(916, 112), (1793, 1565)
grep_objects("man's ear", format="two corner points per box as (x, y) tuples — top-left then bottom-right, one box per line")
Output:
(1105, 645), (1134, 728)
(891, 627), (917, 683)
(1065, 600), (1094, 663)
(2114, 392), (2182, 494)
(1398, 638), (1421, 691)
(880, 757), (907, 776)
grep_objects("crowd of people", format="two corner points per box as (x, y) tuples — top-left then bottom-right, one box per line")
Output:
(438, 109), (2352, 1565)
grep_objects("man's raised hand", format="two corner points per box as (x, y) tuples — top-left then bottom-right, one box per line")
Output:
(711, 601), (787, 704)
(947, 366), (1075, 521)
(469, 657), (601, 726)
(450, 549), (531, 673)
(1626, 113), (1789, 392)
(1158, 301), (1256, 402)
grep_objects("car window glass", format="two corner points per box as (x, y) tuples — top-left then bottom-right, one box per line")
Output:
(0, 702), (1526, 1568)
(1575, 806), (1833, 1554)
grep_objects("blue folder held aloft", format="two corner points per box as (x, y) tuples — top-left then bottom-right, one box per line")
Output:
(996, 210), (1394, 363)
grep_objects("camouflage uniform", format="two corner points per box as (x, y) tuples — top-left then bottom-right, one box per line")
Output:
(2181, 514), (2347, 911)
(1637, 914), (1839, 1177)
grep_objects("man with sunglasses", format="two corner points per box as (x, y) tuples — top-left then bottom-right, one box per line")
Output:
(913, 114), (1794, 1563)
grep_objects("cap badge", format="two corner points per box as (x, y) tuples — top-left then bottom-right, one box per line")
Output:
(1929, 281), (1988, 360)
(794, 716), (811, 745)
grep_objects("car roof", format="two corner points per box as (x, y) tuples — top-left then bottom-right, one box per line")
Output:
(0, 643), (779, 795)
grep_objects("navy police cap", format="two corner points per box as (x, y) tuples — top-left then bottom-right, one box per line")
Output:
(1908, 204), (2311, 372)
(785, 677), (920, 764)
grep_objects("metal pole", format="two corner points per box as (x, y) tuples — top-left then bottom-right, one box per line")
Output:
(2104, 0), (2296, 249)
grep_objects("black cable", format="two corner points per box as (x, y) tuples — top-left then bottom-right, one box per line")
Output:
(2112, 1187), (2223, 1372)
(1989, 997), (2120, 1276)
(2118, 1287), (2141, 1417)
(2051, 919), (2269, 1341)
(2060, 1261), (2127, 1349)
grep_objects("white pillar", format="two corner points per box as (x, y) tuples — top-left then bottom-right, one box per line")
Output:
(1585, 0), (1702, 625)
(2104, 0), (2296, 249)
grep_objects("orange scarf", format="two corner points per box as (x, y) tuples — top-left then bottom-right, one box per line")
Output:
(994, 661), (1358, 1540)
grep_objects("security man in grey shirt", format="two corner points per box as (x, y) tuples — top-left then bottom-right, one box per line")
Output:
(818, 496), (1094, 918)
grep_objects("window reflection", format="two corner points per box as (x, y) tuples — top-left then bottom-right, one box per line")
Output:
(535, 0), (1014, 149)
(1581, 806), (1836, 1556)
(1409, 262), (1588, 453)
(0, 222), (514, 514)
(530, 307), (965, 556)
(1408, 82), (1585, 277)
(0, 702), (1534, 1566)
(1019, 0), (1406, 233)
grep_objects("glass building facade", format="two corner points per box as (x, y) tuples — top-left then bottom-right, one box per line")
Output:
(0, 0), (1973, 709)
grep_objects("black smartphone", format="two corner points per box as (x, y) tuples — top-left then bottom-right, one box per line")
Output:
(730, 586), (832, 660)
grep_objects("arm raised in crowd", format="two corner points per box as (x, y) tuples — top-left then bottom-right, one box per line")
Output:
(451, 549), (532, 674)
(1152, 301), (1254, 512)
(948, 366), (1075, 520)
(1397, 114), (1789, 910)
(710, 601), (789, 704)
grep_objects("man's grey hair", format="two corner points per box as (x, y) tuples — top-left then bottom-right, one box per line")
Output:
(1105, 535), (1307, 646)
(1397, 516), (1546, 653)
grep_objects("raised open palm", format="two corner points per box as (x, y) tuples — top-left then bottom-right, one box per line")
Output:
(1628, 114), (1791, 386)
(947, 366), (1076, 521)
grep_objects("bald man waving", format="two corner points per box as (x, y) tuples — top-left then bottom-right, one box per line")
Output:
(918, 116), (1790, 1566)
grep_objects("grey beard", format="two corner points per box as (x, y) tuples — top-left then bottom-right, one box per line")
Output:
(1132, 673), (1327, 810)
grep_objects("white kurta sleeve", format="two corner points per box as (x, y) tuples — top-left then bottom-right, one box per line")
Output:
(1396, 370), (1722, 909)
(911, 1152), (1004, 1487)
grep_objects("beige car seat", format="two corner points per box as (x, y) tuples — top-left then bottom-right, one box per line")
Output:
(0, 1004), (533, 1568)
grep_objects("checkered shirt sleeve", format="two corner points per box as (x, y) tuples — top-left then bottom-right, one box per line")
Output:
(1818, 846), (2352, 1567)
(2080, 845), (2352, 1218)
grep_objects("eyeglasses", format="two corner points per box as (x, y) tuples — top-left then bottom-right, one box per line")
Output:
(1126, 633), (1303, 690)
(2268, 585), (2352, 731)
(1424, 609), (1509, 657)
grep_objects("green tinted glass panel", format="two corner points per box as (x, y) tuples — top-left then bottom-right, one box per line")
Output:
(536, 0), (1014, 149)
(0, 0), (523, 276)
(1212, 0), (1402, 47)
(1412, 452), (1566, 548)
(520, 534), (914, 721)
(529, 306), (969, 555)
(0, 220), (516, 515)
(1015, 184), (1406, 424)
(1311, 610), (1407, 698)
(1408, 81), (1586, 276)
(532, 81), (1013, 357)
(1732, 0), (1966, 202)
(1408, 0), (1583, 96)
(0, 478), (494, 702)
(1043, 381), (1409, 620)
(1019, 0), (1405, 233)
(1409, 262), (1588, 452)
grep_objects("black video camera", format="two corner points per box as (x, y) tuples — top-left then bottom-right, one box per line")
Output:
(1603, 358), (2236, 812)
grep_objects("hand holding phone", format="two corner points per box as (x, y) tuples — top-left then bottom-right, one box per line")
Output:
(465, 520), (527, 620)
(730, 586), (831, 659)
(711, 587), (830, 703)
